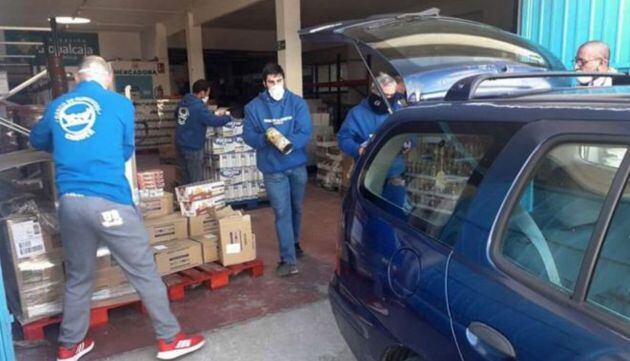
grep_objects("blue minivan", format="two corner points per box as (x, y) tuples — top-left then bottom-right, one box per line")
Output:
(302, 12), (630, 361)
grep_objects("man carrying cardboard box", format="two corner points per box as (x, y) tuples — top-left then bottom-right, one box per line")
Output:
(29, 56), (204, 361)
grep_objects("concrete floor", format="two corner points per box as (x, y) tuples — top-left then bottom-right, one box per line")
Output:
(15, 182), (344, 360)
(103, 300), (357, 361)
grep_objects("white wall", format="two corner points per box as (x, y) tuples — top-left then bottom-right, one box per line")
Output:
(169, 28), (276, 51)
(98, 31), (143, 60)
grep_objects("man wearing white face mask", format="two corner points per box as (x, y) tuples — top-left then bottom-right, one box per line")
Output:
(243, 63), (312, 277)
(574, 41), (618, 87)
(175, 79), (232, 184)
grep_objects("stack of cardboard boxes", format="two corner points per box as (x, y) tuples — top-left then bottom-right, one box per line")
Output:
(204, 120), (266, 203)
(1, 214), (63, 323)
(175, 181), (257, 267)
(316, 134), (342, 190)
(133, 99), (179, 150)
(1, 209), (138, 324)
(305, 99), (335, 167)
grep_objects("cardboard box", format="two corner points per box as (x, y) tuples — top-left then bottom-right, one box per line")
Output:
(144, 213), (189, 244)
(96, 246), (112, 269)
(216, 208), (256, 266)
(179, 194), (226, 217)
(140, 192), (174, 219)
(4, 217), (60, 261)
(1, 217), (66, 323)
(137, 169), (165, 189)
(92, 266), (129, 294)
(15, 249), (64, 289)
(16, 281), (64, 323)
(192, 234), (219, 263)
(188, 214), (219, 237)
(153, 240), (203, 276)
(175, 181), (225, 203)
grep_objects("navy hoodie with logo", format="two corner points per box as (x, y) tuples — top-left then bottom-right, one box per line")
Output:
(337, 98), (405, 159)
(175, 93), (231, 151)
(243, 90), (312, 174)
(337, 97), (406, 177)
(29, 81), (135, 205)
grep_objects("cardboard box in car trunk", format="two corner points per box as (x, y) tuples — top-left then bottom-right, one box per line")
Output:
(144, 213), (188, 244)
(188, 213), (219, 237)
(140, 192), (174, 219)
(191, 234), (219, 263)
(216, 209), (256, 266)
(152, 240), (203, 276)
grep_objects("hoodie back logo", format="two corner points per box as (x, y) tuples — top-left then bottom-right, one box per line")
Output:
(55, 97), (100, 141)
(177, 107), (190, 125)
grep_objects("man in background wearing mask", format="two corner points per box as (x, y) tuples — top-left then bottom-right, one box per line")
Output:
(338, 72), (405, 158)
(574, 41), (617, 87)
(30, 56), (204, 361)
(337, 72), (407, 206)
(243, 63), (312, 277)
(175, 79), (232, 184)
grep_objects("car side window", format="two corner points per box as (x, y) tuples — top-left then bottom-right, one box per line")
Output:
(587, 178), (630, 321)
(500, 143), (627, 293)
(362, 131), (493, 242)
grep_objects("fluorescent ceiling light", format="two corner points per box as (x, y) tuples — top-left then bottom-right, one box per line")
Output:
(55, 16), (91, 24)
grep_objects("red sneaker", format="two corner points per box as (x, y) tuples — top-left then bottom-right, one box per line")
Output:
(57, 338), (95, 361)
(156, 332), (206, 360)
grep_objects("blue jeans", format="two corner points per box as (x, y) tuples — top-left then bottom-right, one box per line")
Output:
(177, 148), (204, 184)
(263, 166), (307, 265)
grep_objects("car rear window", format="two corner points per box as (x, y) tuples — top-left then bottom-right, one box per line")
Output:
(361, 121), (521, 245)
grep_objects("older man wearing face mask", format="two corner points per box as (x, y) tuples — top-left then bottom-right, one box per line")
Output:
(338, 72), (405, 158)
(243, 62), (312, 277)
(338, 72), (408, 206)
(175, 79), (232, 184)
(574, 40), (618, 87)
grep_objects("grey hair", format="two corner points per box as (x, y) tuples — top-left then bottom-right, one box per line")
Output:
(371, 72), (396, 91)
(579, 40), (611, 61)
(78, 56), (113, 81)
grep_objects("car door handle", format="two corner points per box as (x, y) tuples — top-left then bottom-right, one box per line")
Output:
(466, 322), (516, 361)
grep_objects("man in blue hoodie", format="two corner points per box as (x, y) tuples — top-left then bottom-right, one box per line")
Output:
(30, 56), (204, 361)
(243, 63), (312, 277)
(175, 79), (232, 184)
(337, 73), (408, 206)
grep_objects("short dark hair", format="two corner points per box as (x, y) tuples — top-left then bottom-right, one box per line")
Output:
(192, 79), (210, 94)
(262, 63), (284, 81)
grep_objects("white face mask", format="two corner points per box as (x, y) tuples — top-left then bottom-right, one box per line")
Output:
(268, 84), (285, 101)
(202, 96), (209, 103)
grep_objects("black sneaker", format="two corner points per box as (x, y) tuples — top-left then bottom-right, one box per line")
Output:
(295, 244), (304, 258)
(275, 262), (299, 277)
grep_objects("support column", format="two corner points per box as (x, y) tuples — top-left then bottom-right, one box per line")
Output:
(154, 23), (172, 96)
(185, 12), (205, 87)
(275, 0), (303, 96)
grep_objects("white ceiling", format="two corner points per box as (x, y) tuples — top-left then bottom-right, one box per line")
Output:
(0, 0), (194, 32)
(0, 0), (514, 34)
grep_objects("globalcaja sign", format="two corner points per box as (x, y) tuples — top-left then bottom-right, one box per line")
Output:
(4, 31), (100, 66)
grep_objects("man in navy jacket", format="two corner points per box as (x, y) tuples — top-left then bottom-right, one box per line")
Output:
(243, 63), (312, 277)
(175, 79), (232, 184)
(30, 56), (204, 361)
(337, 73), (408, 206)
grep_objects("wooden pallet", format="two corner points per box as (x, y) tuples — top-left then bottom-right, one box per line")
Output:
(19, 299), (144, 341)
(163, 259), (264, 302)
